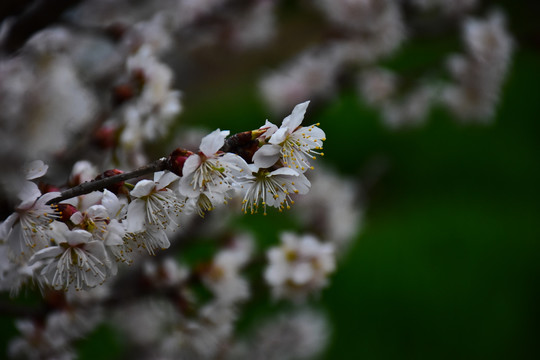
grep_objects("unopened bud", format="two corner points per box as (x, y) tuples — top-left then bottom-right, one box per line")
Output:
(38, 183), (61, 194)
(221, 130), (264, 163)
(93, 126), (117, 149)
(112, 84), (135, 106)
(56, 203), (78, 223)
(105, 22), (128, 42)
(166, 148), (194, 176)
(131, 68), (146, 91)
(95, 169), (125, 194)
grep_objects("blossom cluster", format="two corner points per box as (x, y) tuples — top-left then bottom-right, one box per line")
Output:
(0, 101), (325, 294)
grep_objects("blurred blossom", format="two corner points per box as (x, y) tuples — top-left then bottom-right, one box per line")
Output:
(69, 160), (98, 186)
(265, 232), (335, 303)
(381, 83), (436, 129)
(229, 309), (329, 360)
(0, 51), (97, 193)
(9, 307), (102, 360)
(228, 0), (277, 50)
(202, 233), (254, 304)
(143, 257), (190, 288)
(260, 49), (340, 114)
(114, 299), (237, 360)
(359, 67), (398, 106)
(441, 10), (513, 121)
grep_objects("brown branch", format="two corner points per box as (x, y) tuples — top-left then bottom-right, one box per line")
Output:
(45, 129), (261, 205)
(47, 158), (168, 205)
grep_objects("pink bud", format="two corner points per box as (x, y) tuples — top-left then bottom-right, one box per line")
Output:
(166, 148), (194, 176)
(95, 169), (125, 194)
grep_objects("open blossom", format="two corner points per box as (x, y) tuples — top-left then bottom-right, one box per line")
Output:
(1, 181), (60, 261)
(29, 223), (113, 291)
(240, 166), (311, 215)
(265, 232), (335, 302)
(126, 171), (183, 233)
(253, 101), (325, 172)
(23, 160), (49, 180)
(70, 190), (127, 239)
(179, 129), (250, 211)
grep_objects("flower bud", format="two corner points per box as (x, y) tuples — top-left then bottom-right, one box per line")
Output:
(105, 22), (128, 42)
(56, 203), (78, 224)
(221, 130), (265, 163)
(112, 83), (135, 106)
(95, 169), (125, 194)
(166, 148), (194, 176)
(38, 183), (61, 194)
(93, 125), (118, 149)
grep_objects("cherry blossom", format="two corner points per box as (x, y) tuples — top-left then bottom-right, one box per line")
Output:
(253, 101), (325, 172)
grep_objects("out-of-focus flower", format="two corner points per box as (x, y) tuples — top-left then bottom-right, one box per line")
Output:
(143, 257), (190, 288)
(69, 160), (98, 186)
(260, 50), (340, 114)
(23, 160), (49, 180)
(265, 232), (335, 302)
(359, 67), (397, 106)
(228, 309), (329, 360)
(228, 0), (276, 50)
(441, 10), (513, 121)
(202, 233), (254, 303)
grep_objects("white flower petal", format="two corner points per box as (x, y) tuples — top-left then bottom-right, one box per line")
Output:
(282, 100), (310, 131)
(200, 129), (230, 156)
(0, 213), (19, 239)
(17, 181), (41, 208)
(182, 154), (202, 177)
(70, 212), (84, 225)
(270, 167), (299, 177)
(260, 119), (279, 138)
(131, 180), (156, 198)
(126, 199), (147, 233)
(291, 263), (314, 285)
(102, 190), (123, 218)
(253, 144), (281, 168)
(24, 160), (48, 180)
(269, 127), (289, 145)
(28, 246), (64, 265)
(156, 171), (180, 190)
(67, 229), (93, 246)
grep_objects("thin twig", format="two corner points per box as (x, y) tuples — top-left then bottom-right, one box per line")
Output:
(46, 130), (259, 205)
(47, 158), (168, 204)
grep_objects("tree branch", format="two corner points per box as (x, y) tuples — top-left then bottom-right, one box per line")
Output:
(46, 129), (261, 205)
(47, 158), (168, 205)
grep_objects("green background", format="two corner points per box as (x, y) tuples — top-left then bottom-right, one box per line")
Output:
(180, 2), (540, 358)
